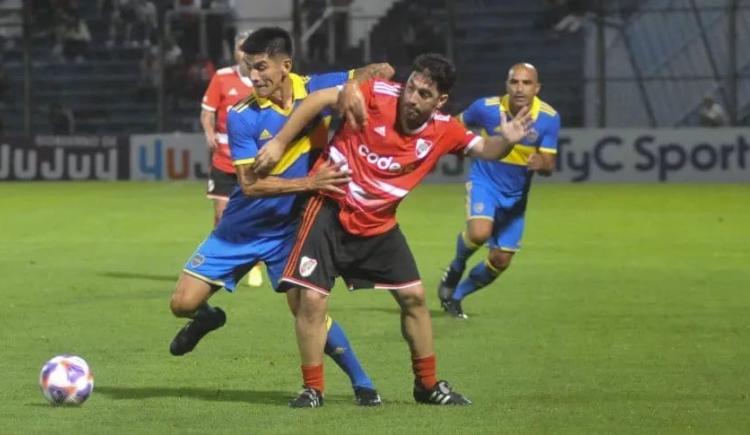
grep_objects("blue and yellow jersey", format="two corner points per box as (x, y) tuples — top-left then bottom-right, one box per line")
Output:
(460, 94), (560, 196)
(213, 71), (350, 242)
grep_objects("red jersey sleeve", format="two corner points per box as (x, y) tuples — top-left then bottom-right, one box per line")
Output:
(359, 78), (376, 108)
(201, 74), (221, 112)
(442, 117), (481, 155)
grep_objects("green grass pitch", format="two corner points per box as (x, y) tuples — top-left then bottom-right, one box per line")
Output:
(1, 182), (748, 434)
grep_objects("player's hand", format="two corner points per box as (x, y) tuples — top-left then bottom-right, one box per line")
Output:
(337, 81), (367, 130)
(499, 106), (533, 144)
(205, 131), (218, 151)
(370, 62), (395, 80)
(527, 152), (554, 176)
(253, 138), (285, 175)
(527, 153), (545, 171)
(309, 161), (351, 194)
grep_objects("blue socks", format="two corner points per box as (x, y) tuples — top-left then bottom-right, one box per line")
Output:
(324, 317), (374, 390)
(449, 231), (481, 274)
(452, 260), (500, 301)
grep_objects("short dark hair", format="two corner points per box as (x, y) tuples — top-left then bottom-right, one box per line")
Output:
(241, 27), (293, 57)
(411, 53), (456, 94)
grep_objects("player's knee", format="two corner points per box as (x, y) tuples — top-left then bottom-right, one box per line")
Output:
(285, 288), (300, 316)
(297, 288), (328, 320)
(170, 283), (204, 317)
(394, 285), (426, 310)
(488, 250), (513, 272)
(467, 228), (491, 246)
(169, 291), (196, 317)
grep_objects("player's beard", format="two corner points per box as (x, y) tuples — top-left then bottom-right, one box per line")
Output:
(399, 102), (425, 129)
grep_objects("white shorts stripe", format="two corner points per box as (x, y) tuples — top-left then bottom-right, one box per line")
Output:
(373, 280), (422, 290)
(280, 277), (331, 296)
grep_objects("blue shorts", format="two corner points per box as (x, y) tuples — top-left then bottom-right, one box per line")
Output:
(182, 231), (294, 291)
(466, 181), (527, 252)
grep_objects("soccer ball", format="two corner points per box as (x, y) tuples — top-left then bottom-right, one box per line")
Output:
(39, 355), (94, 405)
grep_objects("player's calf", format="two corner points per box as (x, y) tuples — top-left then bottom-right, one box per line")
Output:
(437, 265), (463, 302)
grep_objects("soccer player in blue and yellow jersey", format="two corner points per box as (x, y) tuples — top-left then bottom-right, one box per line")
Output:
(438, 63), (560, 319)
(167, 27), (393, 406)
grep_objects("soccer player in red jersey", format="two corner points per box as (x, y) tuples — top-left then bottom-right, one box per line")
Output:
(200, 30), (263, 286)
(201, 30), (254, 220)
(254, 54), (533, 407)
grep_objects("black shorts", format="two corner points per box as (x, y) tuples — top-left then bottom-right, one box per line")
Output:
(206, 167), (237, 200)
(279, 196), (422, 294)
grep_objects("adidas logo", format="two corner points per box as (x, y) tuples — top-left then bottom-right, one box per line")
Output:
(374, 126), (386, 137)
(259, 129), (273, 140)
(228, 88), (238, 96)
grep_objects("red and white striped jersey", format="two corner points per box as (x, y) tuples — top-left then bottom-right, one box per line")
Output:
(202, 65), (254, 173)
(319, 79), (481, 236)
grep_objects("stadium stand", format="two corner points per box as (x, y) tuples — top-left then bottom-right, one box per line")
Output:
(367, 0), (584, 124)
(2, 0), (744, 135)
(597, 0), (750, 127)
(0, 1), (219, 136)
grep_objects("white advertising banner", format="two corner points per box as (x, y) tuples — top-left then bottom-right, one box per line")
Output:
(424, 128), (750, 183)
(129, 134), (210, 180)
(127, 130), (749, 183)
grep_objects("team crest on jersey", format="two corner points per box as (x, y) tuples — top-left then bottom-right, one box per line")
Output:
(415, 139), (433, 159)
(299, 256), (318, 277)
(473, 202), (485, 213)
(190, 254), (205, 268)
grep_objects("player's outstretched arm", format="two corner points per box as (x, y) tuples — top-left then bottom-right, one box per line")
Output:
(237, 160), (350, 197)
(468, 106), (533, 160)
(253, 87), (340, 174)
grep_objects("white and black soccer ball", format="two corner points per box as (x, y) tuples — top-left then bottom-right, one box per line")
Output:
(39, 355), (94, 405)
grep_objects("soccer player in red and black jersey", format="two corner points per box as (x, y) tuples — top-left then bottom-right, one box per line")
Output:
(201, 30), (254, 221)
(254, 54), (533, 407)
(201, 30), (263, 287)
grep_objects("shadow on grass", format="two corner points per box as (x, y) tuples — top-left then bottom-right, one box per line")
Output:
(100, 271), (177, 283)
(95, 386), (352, 406)
(358, 306), (473, 319)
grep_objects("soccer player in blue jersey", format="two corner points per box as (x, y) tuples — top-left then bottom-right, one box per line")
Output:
(438, 63), (560, 319)
(167, 27), (393, 406)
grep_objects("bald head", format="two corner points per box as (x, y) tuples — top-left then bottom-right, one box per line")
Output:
(507, 63), (538, 81)
(506, 62), (541, 112)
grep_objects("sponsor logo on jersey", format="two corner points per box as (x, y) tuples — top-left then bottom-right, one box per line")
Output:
(357, 144), (402, 172)
(259, 129), (273, 140)
(299, 256), (318, 277)
(415, 138), (433, 159)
